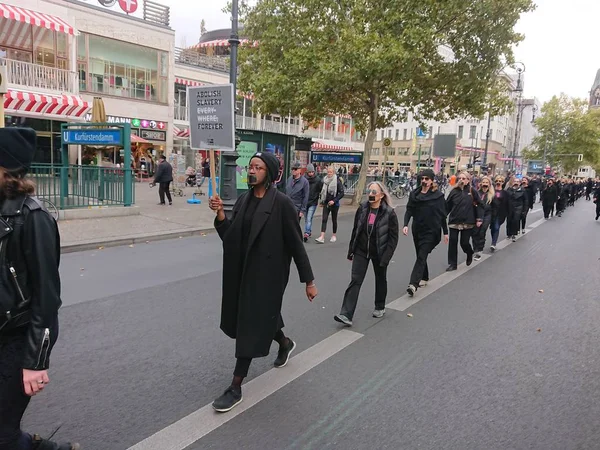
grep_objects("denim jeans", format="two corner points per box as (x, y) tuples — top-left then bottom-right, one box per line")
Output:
(304, 205), (317, 235)
(490, 217), (505, 246)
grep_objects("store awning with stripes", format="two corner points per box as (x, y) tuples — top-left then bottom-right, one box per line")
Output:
(0, 2), (76, 35)
(193, 39), (252, 48)
(4, 89), (91, 119)
(175, 77), (205, 87)
(173, 126), (190, 139)
(311, 139), (353, 151)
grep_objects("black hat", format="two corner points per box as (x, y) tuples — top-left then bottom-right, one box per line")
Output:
(0, 128), (36, 172)
(291, 161), (302, 170)
(420, 169), (435, 180)
(251, 151), (280, 183)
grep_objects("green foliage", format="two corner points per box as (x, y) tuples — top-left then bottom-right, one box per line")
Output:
(530, 94), (600, 174)
(237, 0), (534, 202)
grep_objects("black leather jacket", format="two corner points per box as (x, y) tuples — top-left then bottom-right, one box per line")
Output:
(0, 195), (61, 370)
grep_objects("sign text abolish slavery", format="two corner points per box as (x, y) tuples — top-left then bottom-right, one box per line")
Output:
(196, 90), (224, 130)
(188, 84), (235, 151)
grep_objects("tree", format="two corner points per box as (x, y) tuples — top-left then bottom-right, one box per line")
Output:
(237, 0), (534, 204)
(523, 94), (600, 174)
(200, 19), (207, 36)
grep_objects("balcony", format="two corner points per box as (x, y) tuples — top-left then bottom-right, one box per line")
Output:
(2, 58), (79, 94)
(174, 47), (230, 73)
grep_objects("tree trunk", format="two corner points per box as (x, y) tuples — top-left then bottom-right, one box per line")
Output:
(352, 122), (377, 205)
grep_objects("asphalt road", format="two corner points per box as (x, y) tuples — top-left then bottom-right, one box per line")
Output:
(22, 200), (600, 450)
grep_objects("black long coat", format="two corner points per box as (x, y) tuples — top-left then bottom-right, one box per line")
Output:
(215, 187), (314, 359)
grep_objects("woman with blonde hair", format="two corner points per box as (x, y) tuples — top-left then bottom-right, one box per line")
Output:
(471, 175), (494, 260)
(334, 181), (399, 326)
(489, 175), (511, 251)
(445, 171), (483, 271)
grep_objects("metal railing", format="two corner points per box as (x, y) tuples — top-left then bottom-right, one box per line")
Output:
(174, 47), (230, 73)
(30, 164), (135, 209)
(1, 58), (79, 93)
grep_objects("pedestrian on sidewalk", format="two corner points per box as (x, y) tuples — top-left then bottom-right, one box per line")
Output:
(541, 178), (558, 219)
(335, 181), (398, 326)
(0, 128), (80, 450)
(471, 176), (494, 260)
(490, 175), (510, 251)
(593, 183), (600, 220)
(209, 151), (317, 413)
(506, 177), (527, 242)
(521, 177), (535, 233)
(285, 161), (309, 221)
(152, 155), (173, 206)
(445, 171), (483, 271)
(315, 166), (344, 244)
(403, 169), (448, 297)
(303, 164), (323, 242)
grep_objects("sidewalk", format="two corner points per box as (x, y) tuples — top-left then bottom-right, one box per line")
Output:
(58, 182), (362, 252)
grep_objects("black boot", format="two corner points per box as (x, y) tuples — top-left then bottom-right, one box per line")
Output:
(32, 434), (80, 450)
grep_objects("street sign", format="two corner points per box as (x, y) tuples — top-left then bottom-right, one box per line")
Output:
(383, 137), (392, 147)
(188, 84), (235, 152)
(118, 0), (138, 13)
(416, 128), (426, 138)
(62, 129), (122, 146)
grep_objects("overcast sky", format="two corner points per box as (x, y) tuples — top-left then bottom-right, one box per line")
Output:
(158, 0), (596, 104)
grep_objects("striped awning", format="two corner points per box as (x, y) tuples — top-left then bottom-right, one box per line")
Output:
(311, 140), (353, 151)
(4, 89), (90, 118)
(193, 39), (252, 49)
(173, 126), (190, 139)
(0, 2), (76, 35)
(175, 77), (205, 87)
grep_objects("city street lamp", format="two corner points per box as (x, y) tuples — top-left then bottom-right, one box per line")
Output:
(509, 63), (525, 173)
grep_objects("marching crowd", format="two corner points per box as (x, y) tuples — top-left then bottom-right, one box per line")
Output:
(2, 126), (599, 450)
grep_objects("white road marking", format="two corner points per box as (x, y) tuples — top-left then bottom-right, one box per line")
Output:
(127, 329), (363, 450)
(387, 214), (548, 312)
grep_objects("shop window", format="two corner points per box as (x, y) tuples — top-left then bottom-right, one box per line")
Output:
(244, 98), (253, 117)
(34, 28), (55, 67)
(458, 125), (464, 139)
(1, 48), (32, 63)
(0, 19), (33, 51)
(56, 33), (68, 59)
(469, 125), (477, 139)
(395, 129), (399, 140)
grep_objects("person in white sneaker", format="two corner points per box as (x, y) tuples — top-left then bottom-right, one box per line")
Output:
(471, 176), (494, 260)
(315, 166), (344, 244)
(335, 182), (398, 325)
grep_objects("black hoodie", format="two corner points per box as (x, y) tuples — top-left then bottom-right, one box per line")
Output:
(404, 186), (448, 244)
(305, 173), (323, 207)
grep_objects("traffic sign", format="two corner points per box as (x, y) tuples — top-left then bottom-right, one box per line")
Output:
(416, 128), (426, 138)
(383, 137), (392, 147)
(62, 129), (122, 146)
(118, 0), (138, 13)
(188, 84), (235, 152)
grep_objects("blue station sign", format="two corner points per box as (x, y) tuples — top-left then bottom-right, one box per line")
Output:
(312, 152), (363, 164)
(62, 129), (123, 146)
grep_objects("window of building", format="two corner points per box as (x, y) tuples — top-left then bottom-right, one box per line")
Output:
(79, 34), (168, 104)
(395, 129), (399, 140)
(437, 126), (441, 135)
(388, 148), (396, 156)
(403, 129), (407, 140)
(387, 129), (392, 138)
(469, 125), (477, 139)
(458, 125), (464, 139)
(428, 126), (433, 138)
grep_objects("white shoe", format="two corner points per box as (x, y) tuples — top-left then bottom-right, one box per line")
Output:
(372, 309), (386, 318)
(330, 236), (337, 243)
(418, 280), (428, 287)
(315, 237), (325, 244)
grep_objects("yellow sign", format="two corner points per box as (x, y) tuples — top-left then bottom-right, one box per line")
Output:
(383, 137), (392, 147)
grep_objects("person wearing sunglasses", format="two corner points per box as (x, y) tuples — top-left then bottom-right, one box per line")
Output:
(520, 177), (535, 233)
(471, 176), (494, 260)
(541, 178), (558, 219)
(505, 177), (527, 242)
(403, 169), (448, 296)
(489, 176), (510, 251)
(445, 171), (484, 270)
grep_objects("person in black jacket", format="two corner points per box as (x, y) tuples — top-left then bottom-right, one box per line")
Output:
(303, 164), (323, 241)
(403, 169), (448, 297)
(542, 178), (558, 219)
(471, 176), (494, 260)
(335, 181), (399, 326)
(445, 171), (483, 271)
(506, 177), (528, 241)
(490, 175), (510, 251)
(209, 151), (317, 413)
(521, 177), (535, 233)
(0, 128), (80, 450)
(593, 184), (600, 220)
(152, 155), (174, 205)
(586, 178), (594, 201)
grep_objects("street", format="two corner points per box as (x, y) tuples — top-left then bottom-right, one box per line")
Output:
(22, 201), (600, 450)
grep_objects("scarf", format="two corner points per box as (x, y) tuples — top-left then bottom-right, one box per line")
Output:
(320, 174), (337, 204)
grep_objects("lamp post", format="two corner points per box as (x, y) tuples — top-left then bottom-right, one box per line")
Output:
(219, 0), (241, 218)
(510, 63), (525, 173)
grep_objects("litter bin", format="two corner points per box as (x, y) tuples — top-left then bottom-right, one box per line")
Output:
(208, 176), (220, 198)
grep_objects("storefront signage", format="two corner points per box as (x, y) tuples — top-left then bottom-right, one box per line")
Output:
(118, 0), (138, 14)
(141, 130), (166, 141)
(312, 153), (362, 164)
(84, 114), (166, 130)
(188, 84), (235, 152)
(62, 130), (122, 146)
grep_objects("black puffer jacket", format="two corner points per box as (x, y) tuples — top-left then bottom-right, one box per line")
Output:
(305, 174), (323, 207)
(348, 201), (399, 266)
(446, 186), (484, 225)
(507, 186), (527, 217)
(153, 160), (173, 183)
(0, 195), (61, 371)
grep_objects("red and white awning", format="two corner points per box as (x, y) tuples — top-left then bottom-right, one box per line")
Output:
(4, 89), (90, 118)
(311, 140), (353, 151)
(175, 77), (205, 87)
(0, 2), (76, 35)
(193, 39), (253, 49)
(173, 126), (190, 139)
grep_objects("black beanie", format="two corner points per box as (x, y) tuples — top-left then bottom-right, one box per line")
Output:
(251, 151), (280, 184)
(420, 169), (435, 180)
(0, 128), (36, 172)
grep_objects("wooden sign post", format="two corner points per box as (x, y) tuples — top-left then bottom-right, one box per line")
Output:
(209, 149), (217, 198)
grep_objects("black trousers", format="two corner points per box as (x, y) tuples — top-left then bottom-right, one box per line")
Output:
(409, 237), (436, 287)
(448, 228), (473, 267)
(543, 202), (554, 218)
(471, 216), (491, 253)
(233, 328), (286, 378)
(0, 334), (32, 450)
(340, 253), (387, 320)
(521, 209), (529, 230)
(321, 205), (339, 233)
(506, 214), (521, 236)
(158, 181), (172, 204)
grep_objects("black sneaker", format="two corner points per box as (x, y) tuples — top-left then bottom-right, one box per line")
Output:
(446, 265), (457, 272)
(212, 385), (243, 413)
(466, 253), (473, 266)
(274, 338), (296, 368)
(32, 434), (80, 450)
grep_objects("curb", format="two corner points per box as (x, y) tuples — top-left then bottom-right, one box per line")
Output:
(59, 208), (362, 254)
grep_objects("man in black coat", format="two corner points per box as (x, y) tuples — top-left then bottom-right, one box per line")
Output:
(403, 169), (448, 296)
(542, 178), (558, 219)
(152, 155), (174, 205)
(209, 151), (317, 413)
(506, 177), (527, 241)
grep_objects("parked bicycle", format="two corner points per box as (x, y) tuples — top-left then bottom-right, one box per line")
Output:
(40, 197), (59, 221)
